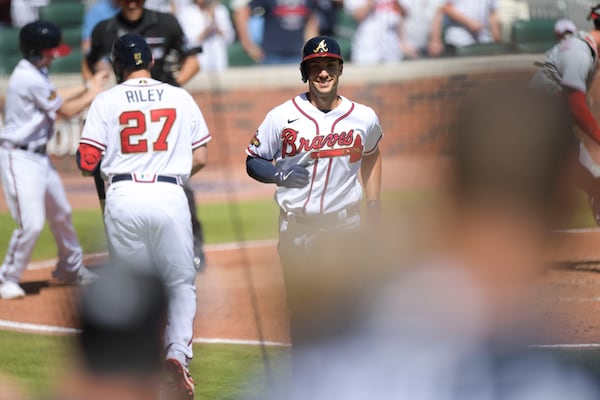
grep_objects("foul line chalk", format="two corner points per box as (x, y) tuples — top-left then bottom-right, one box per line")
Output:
(0, 319), (79, 334)
(0, 319), (597, 349)
(0, 318), (290, 346)
(529, 344), (600, 349)
(192, 338), (290, 347)
(27, 239), (278, 271)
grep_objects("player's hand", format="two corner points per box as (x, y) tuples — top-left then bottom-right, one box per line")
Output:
(275, 165), (309, 188)
(87, 70), (110, 95)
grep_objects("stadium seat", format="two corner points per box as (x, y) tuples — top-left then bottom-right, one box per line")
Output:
(38, 2), (85, 28)
(333, 9), (356, 60)
(227, 41), (257, 67)
(454, 42), (513, 57)
(514, 41), (554, 54)
(335, 36), (352, 61)
(50, 49), (83, 73)
(334, 8), (357, 41)
(511, 19), (557, 54)
(61, 26), (82, 48)
(0, 28), (22, 75)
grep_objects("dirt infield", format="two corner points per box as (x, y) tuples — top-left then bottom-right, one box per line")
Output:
(0, 245), (599, 346)
(0, 243), (290, 344)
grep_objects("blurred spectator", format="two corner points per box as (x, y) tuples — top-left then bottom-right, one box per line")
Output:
(178, 0), (235, 71)
(10, 0), (48, 28)
(314, 0), (342, 37)
(0, 0), (10, 27)
(81, 0), (119, 54)
(243, 87), (600, 400)
(48, 266), (168, 400)
(442, 0), (502, 52)
(344, 0), (404, 64)
(399, 0), (445, 58)
(145, 0), (178, 12)
(231, 0), (264, 46)
(554, 18), (577, 41)
(233, 0), (319, 64)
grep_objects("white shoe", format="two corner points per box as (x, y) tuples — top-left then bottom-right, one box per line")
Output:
(52, 266), (97, 286)
(0, 281), (25, 300)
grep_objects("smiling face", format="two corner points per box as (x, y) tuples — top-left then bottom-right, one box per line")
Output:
(305, 57), (343, 98)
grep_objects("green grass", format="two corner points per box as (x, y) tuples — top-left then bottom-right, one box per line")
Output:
(0, 330), (289, 399)
(0, 189), (596, 263)
(0, 199), (281, 262)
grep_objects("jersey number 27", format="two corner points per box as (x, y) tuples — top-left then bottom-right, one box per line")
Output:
(120, 108), (176, 153)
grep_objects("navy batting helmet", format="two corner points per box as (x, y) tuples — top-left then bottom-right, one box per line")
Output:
(111, 33), (153, 83)
(20, 20), (71, 62)
(588, 4), (600, 29)
(300, 36), (343, 83)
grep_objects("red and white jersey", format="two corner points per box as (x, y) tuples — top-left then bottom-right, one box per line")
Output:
(80, 78), (211, 179)
(246, 93), (383, 215)
(0, 60), (62, 148)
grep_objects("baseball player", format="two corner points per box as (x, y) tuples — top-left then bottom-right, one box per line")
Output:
(0, 21), (107, 300)
(77, 33), (210, 400)
(245, 36), (383, 346)
(530, 5), (600, 224)
(83, 0), (207, 271)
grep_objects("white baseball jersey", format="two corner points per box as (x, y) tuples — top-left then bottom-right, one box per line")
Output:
(530, 32), (598, 95)
(80, 76), (211, 365)
(444, 0), (497, 47)
(0, 60), (62, 148)
(0, 58), (83, 285)
(246, 93), (383, 215)
(80, 77), (211, 178)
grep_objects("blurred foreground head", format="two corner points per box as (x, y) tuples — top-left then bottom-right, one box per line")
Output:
(452, 86), (574, 227)
(78, 265), (168, 378)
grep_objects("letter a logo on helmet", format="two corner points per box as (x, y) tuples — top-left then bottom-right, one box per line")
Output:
(313, 39), (329, 54)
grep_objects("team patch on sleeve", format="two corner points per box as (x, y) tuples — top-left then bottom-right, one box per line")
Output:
(48, 91), (57, 101)
(250, 133), (261, 147)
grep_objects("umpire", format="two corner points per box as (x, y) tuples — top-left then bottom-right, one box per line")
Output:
(82, 0), (199, 86)
(82, 0), (207, 270)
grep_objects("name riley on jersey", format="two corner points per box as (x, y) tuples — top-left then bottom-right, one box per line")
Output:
(125, 88), (165, 103)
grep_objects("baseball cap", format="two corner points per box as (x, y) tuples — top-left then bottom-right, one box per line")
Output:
(554, 19), (577, 36)
(301, 36), (343, 63)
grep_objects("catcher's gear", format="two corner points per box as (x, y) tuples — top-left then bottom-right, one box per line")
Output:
(300, 36), (344, 83)
(20, 20), (71, 62)
(111, 33), (153, 83)
(275, 165), (310, 188)
(588, 4), (600, 29)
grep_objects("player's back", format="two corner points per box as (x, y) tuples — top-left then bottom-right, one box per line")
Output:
(85, 78), (204, 178)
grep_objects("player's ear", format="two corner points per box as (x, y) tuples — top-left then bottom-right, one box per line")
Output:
(149, 55), (155, 69)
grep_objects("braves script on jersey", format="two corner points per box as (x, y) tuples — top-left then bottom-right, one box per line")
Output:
(246, 93), (382, 215)
(80, 78), (210, 177)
